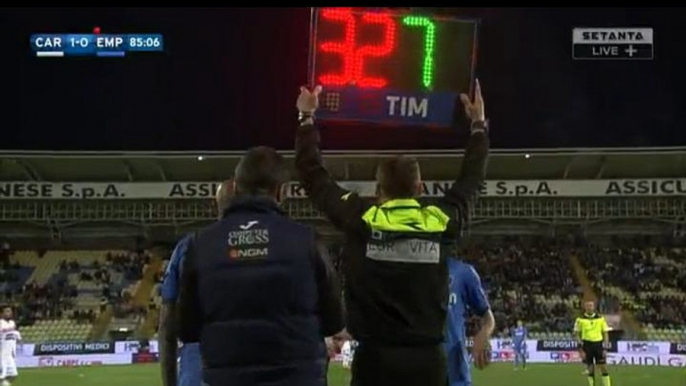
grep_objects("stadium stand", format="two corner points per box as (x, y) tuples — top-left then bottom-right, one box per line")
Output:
(466, 241), (581, 340)
(580, 246), (686, 342)
(2, 249), (152, 342)
(0, 149), (685, 347)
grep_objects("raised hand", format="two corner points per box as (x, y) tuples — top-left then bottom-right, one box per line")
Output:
(297, 85), (323, 114)
(460, 79), (485, 123)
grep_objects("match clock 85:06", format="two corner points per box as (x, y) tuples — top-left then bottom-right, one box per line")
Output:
(128, 35), (163, 49)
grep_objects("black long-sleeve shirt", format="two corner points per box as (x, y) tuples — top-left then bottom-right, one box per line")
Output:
(295, 122), (489, 345)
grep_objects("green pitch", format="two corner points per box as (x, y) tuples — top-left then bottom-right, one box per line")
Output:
(11, 362), (685, 386)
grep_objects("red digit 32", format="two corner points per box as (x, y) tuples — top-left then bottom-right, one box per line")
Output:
(319, 8), (396, 88)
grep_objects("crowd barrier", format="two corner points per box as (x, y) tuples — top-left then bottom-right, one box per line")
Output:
(13, 340), (686, 369)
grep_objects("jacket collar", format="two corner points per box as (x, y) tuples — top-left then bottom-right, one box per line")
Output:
(221, 195), (284, 218)
(379, 198), (421, 209)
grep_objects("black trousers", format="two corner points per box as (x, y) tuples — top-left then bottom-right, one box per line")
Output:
(351, 343), (446, 386)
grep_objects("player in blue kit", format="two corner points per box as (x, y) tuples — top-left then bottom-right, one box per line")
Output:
(159, 180), (234, 386)
(160, 234), (201, 386)
(445, 257), (495, 386)
(511, 320), (528, 370)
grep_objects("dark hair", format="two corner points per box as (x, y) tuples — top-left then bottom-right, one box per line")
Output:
(376, 156), (421, 198)
(1, 305), (10, 311)
(234, 146), (288, 196)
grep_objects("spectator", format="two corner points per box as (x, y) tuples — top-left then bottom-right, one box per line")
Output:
(100, 297), (109, 313)
(87, 309), (96, 323)
(102, 286), (111, 299)
(0, 241), (10, 265)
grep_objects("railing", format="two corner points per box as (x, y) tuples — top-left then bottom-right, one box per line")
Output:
(286, 198), (686, 223)
(0, 198), (684, 224)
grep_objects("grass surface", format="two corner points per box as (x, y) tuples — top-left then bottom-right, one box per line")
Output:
(10, 362), (685, 386)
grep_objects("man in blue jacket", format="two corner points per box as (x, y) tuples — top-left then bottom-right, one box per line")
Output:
(178, 146), (344, 386)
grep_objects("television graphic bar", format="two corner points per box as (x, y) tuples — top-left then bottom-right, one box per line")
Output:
(572, 28), (653, 60)
(35, 51), (64, 57)
(96, 51), (126, 57)
(30, 32), (164, 58)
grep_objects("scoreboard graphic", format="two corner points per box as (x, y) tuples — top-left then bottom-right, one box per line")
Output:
(30, 30), (164, 58)
(309, 7), (479, 127)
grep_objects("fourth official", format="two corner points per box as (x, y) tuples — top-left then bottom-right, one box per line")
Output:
(574, 300), (613, 386)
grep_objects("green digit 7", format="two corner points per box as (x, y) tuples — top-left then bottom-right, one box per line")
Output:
(402, 16), (436, 89)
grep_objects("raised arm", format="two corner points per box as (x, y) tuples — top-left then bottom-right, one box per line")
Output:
(294, 86), (369, 235)
(440, 80), (490, 214)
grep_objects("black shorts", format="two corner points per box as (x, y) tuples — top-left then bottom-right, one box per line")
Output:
(582, 341), (606, 365)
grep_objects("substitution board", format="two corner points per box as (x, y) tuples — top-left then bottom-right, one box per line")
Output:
(309, 7), (479, 127)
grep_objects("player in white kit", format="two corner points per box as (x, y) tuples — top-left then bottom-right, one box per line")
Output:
(341, 340), (352, 369)
(0, 306), (20, 386)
